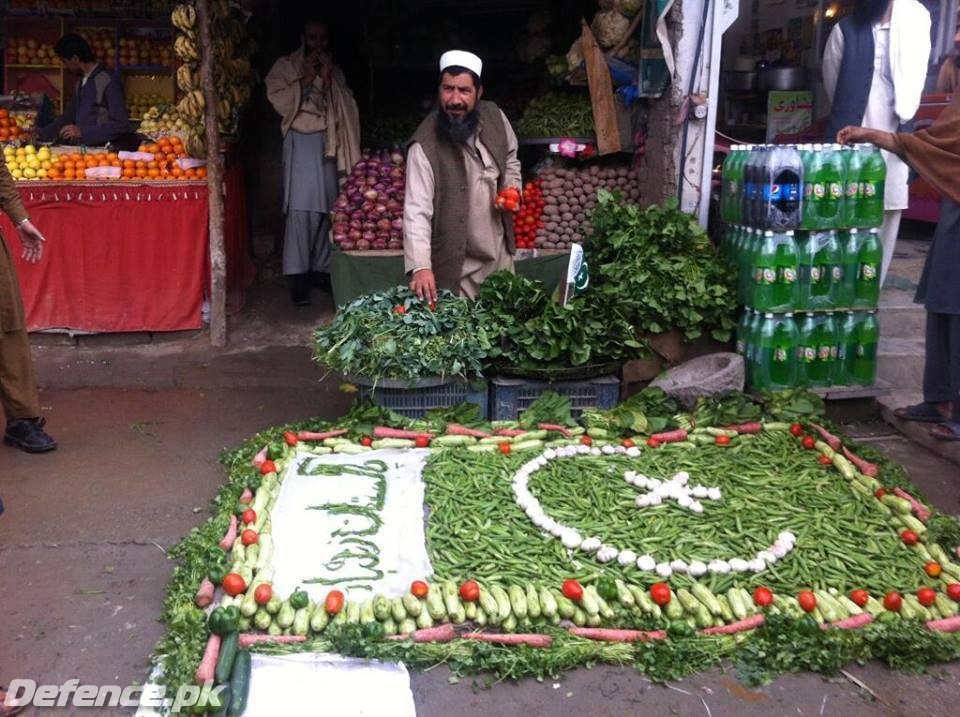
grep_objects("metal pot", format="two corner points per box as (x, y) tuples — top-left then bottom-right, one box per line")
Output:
(723, 71), (757, 92)
(758, 67), (809, 91)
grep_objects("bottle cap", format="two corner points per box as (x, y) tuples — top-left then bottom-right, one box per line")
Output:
(764, 313), (775, 319)
(785, 312), (795, 318)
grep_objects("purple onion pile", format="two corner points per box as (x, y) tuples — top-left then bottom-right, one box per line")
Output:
(331, 148), (407, 251)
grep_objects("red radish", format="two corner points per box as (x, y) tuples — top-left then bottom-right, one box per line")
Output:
(700, 614), (765, 635)
(892, 488), (932, 522)
(926, 616), (960, 633)
(218, 514), (238, 551)
(849, 589), (870, 608)
(809, 422), (842, 451)
(463, 632), (553, 648)
(445, 424), (492, 438)
(651, 428), (688, 443)
(568, 627), (666, 642)
(459, 580), (480, 602)
(842, 446), (879, 477)
(386, 624), (457, 643)
(538, 423), (572, 437)
(239, 487), (254, 504)
(883, 592), (903, 612)
(238, 634), (307, 648)
(195, 634), (221, 683)
(283, 431), (299, 446)
(715, 435), (731, 446)
(562, 579), (584, 601)
(720, 422), (763, 434)
(821, 613), (874, 630)
(251, 445), (268, 468)
(297, 428), (347, 441)
(924, 562), (942, 578)
(373, 426), (434, 440)
(360, 436), (373, 447)
(900, 530), (919, 546)
(194, 578), (216, 608)
(494, 428), (527, 437)
(947, 584), (960, 602)
(917, 587), (938, 607)
(222, 573), (246, 597)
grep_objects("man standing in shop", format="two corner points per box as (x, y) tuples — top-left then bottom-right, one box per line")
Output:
(266, 15), (360, 306)
(404, 50), (522, 301)
(0, 162), (56, 453)
(823, 0), (931, 287)
(38, 33), (131, 147)
(936, 17), (960, 94)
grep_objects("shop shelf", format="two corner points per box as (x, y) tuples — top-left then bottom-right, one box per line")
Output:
(350, 375), (488, 420)
(489, 375), (620, 421)
(5, 64), (60, 69)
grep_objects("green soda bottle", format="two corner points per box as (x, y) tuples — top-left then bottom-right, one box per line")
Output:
(849, 310), (879, 385)
(819, 143), (845, 229)
(797, 230), (839, 311)
(857, 144), (885, 228)
(836, 229), (860, 308)
(796, 312), (816, 387)
(800, 144), (820, 230)
(854, 228), (882, 308)
(753, 312), (799, 391)
(818, 312), (841, 387)
(740, 227), (758, 306)
(774, 230), (800, 311)
(736, 307), (751, 358)
(719, 147), (735, 222)
(841, 145), (864, 228)
(797, 312), (837, 387)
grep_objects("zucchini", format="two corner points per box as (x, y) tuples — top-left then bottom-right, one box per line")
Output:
(416, 609), (435, 629)
(586, 427), (608, 439)
(211, 685), (231, 717)
(464, 601), (477, 621)
(253, 608), (272, 631)
(226, 650), (251, 716)
(586, 586), (615, 619)
(360, 599), (376, 624)
(309, 606), (329, 634)
(452, 603), (467, 624)
(580, 587), (600, 617)
(837, 596), (864, 616)
(466, 444), (498, 453)
(478, 436), (509, 445)
(239, 592), (258, 618)
(401, 593), (423, 618)
(525, 584), (542, 619)
(425, 588), (447, 621)
(474, 606), (488, 627)
(864, 596), (885, 617)
(900, 514), (927, 535)
(676, 588), (702, 614)
(490, 585), (513, 622)
(431, 435), (477, 447)
(516, 429), (549, 441)
(539, 586), (558, 619)
(508, 585), (528, 619)
(691, 583), (724, 616)
(664, 596), (684, 620)
(442, 581), (460, 619)
(815, 593), (839, 623)
(373, 595), (393, 621)
(381, 617), (398, 636)
(571, 607), (587, 627)
(935, 594), (958, 618)
(501, 613), (518, 632)
(716, 594), (735, 623)
(390, 597), (407, 623)
(511, 439), (544, 452)
(267, 621), (282, 636)
(399, 618), (418, 635)
(322, 437), (352, 447)
(586, 613), (602, 627)
(292, 607), (311, 636)
(371, 438), (415, 449)
(478, 587), (500, 624)
(276, 601), (295, 629)
(553, 590), (576, 619)
(615, 580), (635, 607)
(903, 594), (931, 621)
(880, 494), (913, 515)
(215, 631), (239, 684)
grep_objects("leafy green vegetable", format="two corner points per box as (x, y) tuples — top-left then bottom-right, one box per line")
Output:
(760, 389), (826, 422)
(519, 391), (574, 429)
(517, 92), (595, 139)
(580, 387), (678, 435)
(587, 192), (738, 342)
(927, 514), (960, 551)
(864, 620), (960, 672)
(693, 391), (764, 427)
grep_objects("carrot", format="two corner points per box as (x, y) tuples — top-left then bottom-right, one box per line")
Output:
(700, 614), (765, 635)
(239, 487), (254, 503)
(297, 429), (348, 441)
(538, 423), (572, 437)
(926, 616), (960, 633)
(822, 613), (874, 630)
(251, 445), (268, 468)
(195, 634), (221, 683)
(195, 577), (216, 608)
(568, 627), (667, 642)
(385, 624), (457, 643)
(842, 446), (879, 477)
(810, 422), (842, 451)
(238, 633), (308, 648)
(893, 488), (932, 522)
(494, 428), (527, 437)
(651, 428), (688, 443)
(373, 426), (435, 440)
(462, 632), (553, 648)
(218, 514), (238, 551)
(719, 422), (763, 434)
(445, 424), (492, 438)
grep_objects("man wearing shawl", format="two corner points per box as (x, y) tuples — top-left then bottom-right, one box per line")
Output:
(839, 98), (960, 440)
(266, 16), (361, 306)
(824, 0), (931, 287)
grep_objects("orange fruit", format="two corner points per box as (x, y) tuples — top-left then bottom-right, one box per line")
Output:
(145, 143), (159, 153)
(63, 168), (75, 179)
(135, 168), (147, 178)
(0, 108), (8, 119)
(122, 159), (135, 169)
(196, 167), (207, 179)
(147, 160), (158, 169)
(135, 160), (146, 169)
(75, 168), (85, 179)
(171, 166), (183, 178)
(122, 167), (134, 178)
(107, 152), (118, 161)
(147, 168), (160, 178)
(185, 169), (197, 179)
(70, 153), (83, 163)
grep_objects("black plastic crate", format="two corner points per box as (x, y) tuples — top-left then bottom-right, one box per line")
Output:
(489, 375), (620, 421)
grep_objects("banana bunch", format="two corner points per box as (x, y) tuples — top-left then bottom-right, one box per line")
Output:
(171, 4), (197, 33)
(174, 35), (199, 62)
(186, 130), (206, 158)
(177, 90), (205, 123)
(176, 64), (197, 93)
(212, 0), (230, 20)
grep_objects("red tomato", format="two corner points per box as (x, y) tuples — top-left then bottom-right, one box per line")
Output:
(875, 488), (887, 499)
(241, 509), (257, 525)
(924, 561), (942, 578)
(883, 591), (903, 612)
(916, 587), (938, 607)
(849, 589), (870, 607)
(650, 582), (672, 606)
(325, 590), (345, 615)
(429, 302), (437, 311)
(222, 573), (246, 597)
(499, 442), (511, 455)
(622, 438), (635, 448)
(562, 579), (584, 601)
(360, 436), (373, 447)
(753, 586), (774, 607)
(459, 580), (480, 602)
(393, 305), (406, 315)
(900, 530), (919, 546)
(414, 435), (430, 448)
(580, 435), (593, 446)
(946, 583), (960, 602)
(789, 423), (805, 437)
(283, 431), (299, 446)
(410, 580), (429, 598)
(647, 437), (662, 449)
(259, 460), (277, 475)
(254, 583), (273, 605)
(818, 454), (832, 465)
(715, 435), (731, 446)
(797, 590), (817, 613)
(241, 529), (259, 546)
(801, 435), (816, 450)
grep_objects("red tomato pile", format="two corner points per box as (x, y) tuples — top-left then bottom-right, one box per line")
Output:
(512, 179), (545, 250)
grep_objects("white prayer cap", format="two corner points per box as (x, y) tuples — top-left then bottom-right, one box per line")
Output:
(439, 50), (482, 78)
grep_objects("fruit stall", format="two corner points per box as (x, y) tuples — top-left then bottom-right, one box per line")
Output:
(0, 1), (256, 333)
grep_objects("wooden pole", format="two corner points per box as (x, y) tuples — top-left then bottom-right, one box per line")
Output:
(197, 0), (227, 347)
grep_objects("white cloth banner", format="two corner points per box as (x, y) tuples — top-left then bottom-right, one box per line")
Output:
(270, 448), (433, 601)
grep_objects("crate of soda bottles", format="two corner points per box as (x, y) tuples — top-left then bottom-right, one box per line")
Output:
(737, 309), (879, 392)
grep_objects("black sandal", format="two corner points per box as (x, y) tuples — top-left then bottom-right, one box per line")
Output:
(894, 402), (950, 423)
(930, 422), (960, 442)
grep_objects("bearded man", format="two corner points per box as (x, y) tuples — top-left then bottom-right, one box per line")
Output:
(403, 50), (522, 301)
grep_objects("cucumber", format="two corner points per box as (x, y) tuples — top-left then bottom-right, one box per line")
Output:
(371, 438), (415, 449)
(333, 443), (372, 454)
(467, 444), (498, 453)
(211, 685), (231, 717)
(360, 599), (376, 624)
(511, 440), (544, 452)
(373, 595), (393, 621)
(553, 590), (576, 619)
(525, 584), (542, 619)
(323, 437), (352, 447)
(345, 601), (361, 624)
(676, 588), (702, 614)
(292, 607), (311, 636)
(442, 581), (460, 618)
(586, 427), (609, 439)
(401, 594), (423, 618)
(630, 586), (656, 615)
(491, 586), (513, 622)
(243, 544), (260, 567)
(501, 613), (518, 632)
(881, 494), (913, 515)
(254, 537), (274, 570)
(215, 631), (239, 684)
(267, 621), (283, 636)
(431, 435), (477, 447)
(399, 618), (418, 635)
(231, 541), (246, 564)
(615, 580), (635, 607)
(381, 618), (398, 636)
(716, 594), (735, 623)
(425, 590), (447, 621)
(864, 596), (885, 617)
(837, 596), (864, 616)
(464, 601), (477, 621)
(226, 650), (251, 716)
(508, 585), (528, 619)
(664, 596), (684, 620)
(691, 583), (724, 616)
(815, 593), (839, 623)
(390, 597), (407, 623)
(737, 588), (758, 615)
(706, 427), (738, 438)
(452, 603), (467, 624)
(539, 586), (558, 619)
(474, 606), (488, 627)
(900, 514), (927, 535)
(478, 587), (501, 624)
(935, 594), (958, 618)
(276, 601), (295, 629)
(478, 436), (509, 445)
(816, 591), (849, 620)
(580, 587), (600, 617)
(416, 609), (435, 629)
(586, 613), (602, 627)
(239, 592), (258, 618)
(516, 430), (549, 441)
(903, 595), (931, 621)
(253, 608), (272, 631)
(571, 607), (587, 627)
(814, 440), (836, 458)
(587, 587), (615, 619)
(309, 606), (329, 634)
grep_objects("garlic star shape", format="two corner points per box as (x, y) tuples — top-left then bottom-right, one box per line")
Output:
(625, 470), (722, 514)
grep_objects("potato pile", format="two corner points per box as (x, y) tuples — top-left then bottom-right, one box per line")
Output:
(535, 164), (641, 249)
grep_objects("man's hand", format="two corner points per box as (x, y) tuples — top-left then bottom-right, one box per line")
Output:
(59, 124), (82, 141)
(17, 219), (45, 264)
(316, 52), (334, 83)
(301, 49), (320, 86)
(409, 269), (438, 304)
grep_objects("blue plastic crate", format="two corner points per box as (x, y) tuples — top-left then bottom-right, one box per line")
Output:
(354, 376), (488, 419)
(489, 375), (620, 421)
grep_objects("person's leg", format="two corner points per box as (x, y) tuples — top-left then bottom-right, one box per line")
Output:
(896, 311), (952, 421)
(0, 329), (55, 453)
(929, 313), (960, 439)
(282, 211), (313, 306)
(308, 213), (332, 293)
(879, 209), (903, 288)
